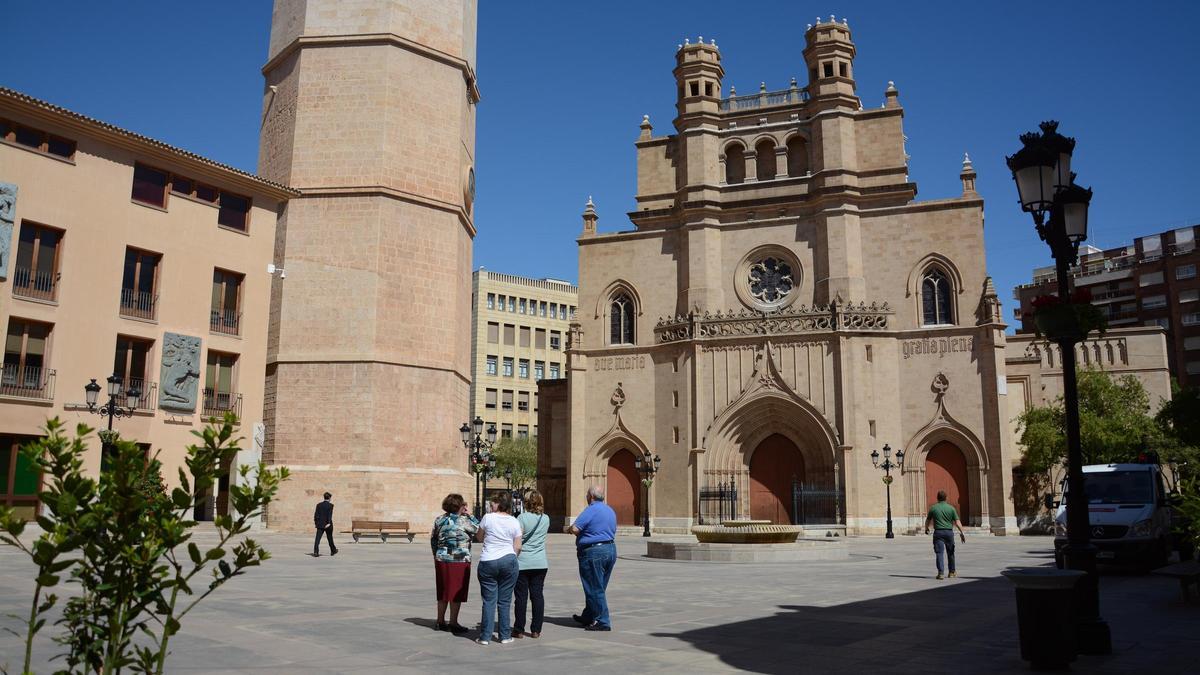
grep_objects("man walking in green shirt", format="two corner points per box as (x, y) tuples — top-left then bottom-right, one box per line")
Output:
(924, 490), (966, 580)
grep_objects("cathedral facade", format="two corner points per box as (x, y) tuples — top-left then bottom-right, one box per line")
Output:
(539, 19), (1020, 535)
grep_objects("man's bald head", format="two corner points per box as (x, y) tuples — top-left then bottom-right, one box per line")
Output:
(587, 485), (606, 502)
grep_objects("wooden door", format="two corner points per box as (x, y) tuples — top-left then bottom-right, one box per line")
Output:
(749, 434), (805, 524)
(606, 449), (641, 526)
(926, 441), (970, 523)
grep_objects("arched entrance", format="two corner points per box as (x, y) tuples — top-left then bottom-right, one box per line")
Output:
(606, 449), (641, 526)
(749, 434), (805, 524)
(925, 441), (970, 522)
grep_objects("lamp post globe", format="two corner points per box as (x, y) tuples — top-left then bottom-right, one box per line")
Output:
(84, 379), (101, 408)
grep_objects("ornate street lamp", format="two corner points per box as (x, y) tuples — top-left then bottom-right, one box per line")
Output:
(870, 443), (903, 539)
(634, 453), (662, 537)
(459, 416), (497, 518)
(1007, 121), (1109, 655)
(84, 375), (142, 465)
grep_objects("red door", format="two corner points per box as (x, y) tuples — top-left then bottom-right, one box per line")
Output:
(749, 434), (805, 524)
(606, 449), (641, 526)
(926, 441), (970, 523)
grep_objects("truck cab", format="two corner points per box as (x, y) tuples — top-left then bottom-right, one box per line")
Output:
(1053, 463), (1174, 569)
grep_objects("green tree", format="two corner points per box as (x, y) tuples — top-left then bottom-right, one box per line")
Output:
(491, 436), (537, 491)
(0, 414), (289, 674)
(1016, 368), (1162, 474)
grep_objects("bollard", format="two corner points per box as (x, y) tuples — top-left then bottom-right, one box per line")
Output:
(1001, 568), (1086, 670)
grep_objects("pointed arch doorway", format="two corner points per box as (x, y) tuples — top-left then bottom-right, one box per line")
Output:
(749, 433), (805, 524)
(925, 441), (970, 523)
(606, 448), (642, 526)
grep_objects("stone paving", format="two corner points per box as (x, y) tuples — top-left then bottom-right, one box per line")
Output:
(0, 531), (1195, 674)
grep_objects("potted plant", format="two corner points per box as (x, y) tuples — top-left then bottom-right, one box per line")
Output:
(1025, 288), (1107, 343)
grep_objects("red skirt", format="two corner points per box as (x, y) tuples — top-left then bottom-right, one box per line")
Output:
(434, 560), (471, 603)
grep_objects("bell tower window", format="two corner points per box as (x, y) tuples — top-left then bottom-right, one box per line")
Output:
(921, 269), (954, 326)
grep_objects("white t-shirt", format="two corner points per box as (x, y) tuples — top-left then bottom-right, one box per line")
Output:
(478, 512), (522, 562)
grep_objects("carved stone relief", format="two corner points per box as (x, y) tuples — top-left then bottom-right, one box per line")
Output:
(160, 333), (202, 412)
(0, 182), (16, 279)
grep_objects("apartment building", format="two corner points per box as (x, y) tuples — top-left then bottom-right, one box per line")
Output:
(469, 270), (577, 441)
(0, 88), (296, 520)
(1012, 224), (1200, 386)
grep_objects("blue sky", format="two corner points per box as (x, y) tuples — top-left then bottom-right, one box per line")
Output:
(7, 1), (1199, 325)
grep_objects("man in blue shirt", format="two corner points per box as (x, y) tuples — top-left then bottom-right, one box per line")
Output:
(569, 485), (617, 631)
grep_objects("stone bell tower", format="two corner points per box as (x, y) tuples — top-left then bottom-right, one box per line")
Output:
(257, 0), (479, 530)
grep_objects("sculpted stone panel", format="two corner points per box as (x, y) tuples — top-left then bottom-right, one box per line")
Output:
(160, 333), (202, 412)
(655, 302), (890, 344)
(0, 182), (16, 279)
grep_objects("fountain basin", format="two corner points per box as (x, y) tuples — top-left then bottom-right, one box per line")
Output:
(691, 523), (803, 544)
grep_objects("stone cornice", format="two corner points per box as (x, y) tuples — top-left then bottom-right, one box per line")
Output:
(295, 185), (476, 238)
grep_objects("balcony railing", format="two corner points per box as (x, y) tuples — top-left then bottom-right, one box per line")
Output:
(11, 266), (57, 301)
(1169, 242), (1196, 256)
(210, 309), (241, 336)
(0, 365), (55, 400)
(119, 289), (158, 321)
(719, 85), (809, 112)
(202, 389), (241, 418)
(125, 377), (158, 411)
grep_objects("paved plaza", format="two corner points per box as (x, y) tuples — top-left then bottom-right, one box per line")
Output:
(1, 531), (1195, 674)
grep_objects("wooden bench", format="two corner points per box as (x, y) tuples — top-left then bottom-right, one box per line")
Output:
(1152, 560), (1200, 601)
(342, 519), (416, 543)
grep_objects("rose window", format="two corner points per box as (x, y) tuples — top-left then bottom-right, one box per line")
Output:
(748, 258), (794, 305)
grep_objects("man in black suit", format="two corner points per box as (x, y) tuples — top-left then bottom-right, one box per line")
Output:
(313, 492), (338, 557)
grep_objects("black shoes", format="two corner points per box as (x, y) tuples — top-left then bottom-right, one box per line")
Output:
(435, 621), (449, 632)
(584, 623), (612, 632)
(331, 549), (339, 556)
(572, 614), (589, 625)
(449, 623), (469, 634)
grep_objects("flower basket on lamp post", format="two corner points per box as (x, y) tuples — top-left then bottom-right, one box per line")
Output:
(1026, 290), (1107, 344)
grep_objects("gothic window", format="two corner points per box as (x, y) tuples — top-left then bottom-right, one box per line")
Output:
(921, 268), (954, 325)
(610, 293), (635, 345)
(748, 258), (794, 306)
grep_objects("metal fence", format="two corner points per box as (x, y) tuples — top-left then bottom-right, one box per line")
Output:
(697, 481), (739, 524)
(790, 479), (844, 526)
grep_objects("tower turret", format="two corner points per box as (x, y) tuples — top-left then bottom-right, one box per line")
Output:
(960, 153), (978, 196)
(674, 36), (724, 119)
(581, 196), (598, 237)
(803, 15), (859, 111)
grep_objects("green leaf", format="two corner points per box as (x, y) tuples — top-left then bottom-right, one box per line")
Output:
(36, 573), (60, 586)
(188, 542), (202, 565)
(205, 547), (226, 561)
(165, 616), (180, 637)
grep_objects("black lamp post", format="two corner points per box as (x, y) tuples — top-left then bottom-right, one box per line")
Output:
(1007, 120), (1110, 655)
(634, 453), (661, 537)
(84, 375), (141, 465)
(870, 443), (904, 539)
(459, 416), (497, 519)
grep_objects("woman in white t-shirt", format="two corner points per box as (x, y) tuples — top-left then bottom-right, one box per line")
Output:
(474, 491), (522, 645)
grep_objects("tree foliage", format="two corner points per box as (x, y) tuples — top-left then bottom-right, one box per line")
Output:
(490, 436), (537, 491)
(0, 414), (289, 674)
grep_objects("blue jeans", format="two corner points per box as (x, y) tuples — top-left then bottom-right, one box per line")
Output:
(577, 542), (616, 628)
(477, 554), (519, 640)
(933, 529), (956, 575)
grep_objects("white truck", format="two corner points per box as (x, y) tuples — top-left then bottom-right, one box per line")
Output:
(1053, 462), (1175, 569)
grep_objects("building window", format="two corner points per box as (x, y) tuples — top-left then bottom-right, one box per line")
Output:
(540, 301), (547, 317)
(1142, 295), (1168, 310)
(487, 293), (495, 309)
(748, 257), (794, 306)
(210, 269), (244, 335)
(787, 136), (808, 176)
(518, 391), (529, 411)
(535, 328), (546, 349)
(1178, 264), (1197, 280)
(549, 362), (560, 379)
(120, 247), (161, 320)
(508, 297), (515, 312)
(1139, 271), (1164, 287)
(131, 163), (169, 207)
(1182, 289), (1199, 304)
(1144, 318), (1169, 330)
(550, 331), (561, 350)
(755, 139), (776, 181)
(113, 335), (154, 409)
(502, 390), (513, 410)
(673, 426), (680, 444)
(1, 118), (76, 160)
(217, 192), (251, 232)
(921, 268), (954, 326)
(1184, 336), (1200, 351)
(534, 361), (545, 380)
(520, 298), (527, 314)
(502, 357), (514, 377)
(486, 355), (497, 376)
(503, 324), (515, 346)
(501, 424), (513, 439)
(0, 434), (43, 520)
(550, 303), (558, 319)
(725, 143), (746, 184)
(2, 319), (53, 399)
(485, 388), (497, 409)
(171, 175), (219, 203)
(498, 295), (506, 312)
(12, 222), (62, 302)
(519, 326), (531, 348)
(1187, 362), (1200, 376)
(204, 351), (240, 417)
(672, 391), (679, 407)
(609, 293), (635, 345)
(1183, 312), (1200, 327)
(487, 322), (499, 343)
(518, 359), (529, 378)
(517, 425), (529, 439)
(570, 306), (576, 320)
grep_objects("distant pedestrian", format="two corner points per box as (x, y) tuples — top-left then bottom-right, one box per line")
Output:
(475, 492), (522, 645)
(925, 490), (967, 580)
(312, 492), (338, 557)
(430, 493), (479, 633)
(569, 485), (616, 632)
(512, 490), (549, 638)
